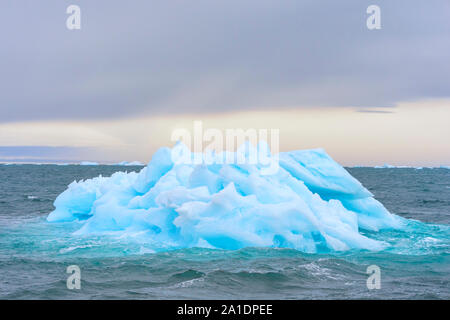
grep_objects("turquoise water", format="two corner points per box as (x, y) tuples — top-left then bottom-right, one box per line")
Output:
(0, 165), (449, 299)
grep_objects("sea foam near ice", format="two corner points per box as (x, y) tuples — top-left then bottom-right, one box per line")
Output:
(47, 143), (405, 253)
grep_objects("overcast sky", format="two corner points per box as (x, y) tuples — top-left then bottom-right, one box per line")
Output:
(0, 1), (449, 164)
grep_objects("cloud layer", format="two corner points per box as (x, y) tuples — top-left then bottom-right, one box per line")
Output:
(0, 0), (449, 123)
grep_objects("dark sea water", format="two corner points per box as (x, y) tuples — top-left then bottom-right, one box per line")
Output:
(0, 165), (449, 299)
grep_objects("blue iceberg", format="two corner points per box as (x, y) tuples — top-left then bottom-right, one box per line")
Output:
(47, 143), (405, 253)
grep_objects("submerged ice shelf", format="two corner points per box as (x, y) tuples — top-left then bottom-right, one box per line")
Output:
(47, 144), (406, 253)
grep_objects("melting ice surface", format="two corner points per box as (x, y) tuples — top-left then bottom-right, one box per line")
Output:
(47, 143), (407, 253)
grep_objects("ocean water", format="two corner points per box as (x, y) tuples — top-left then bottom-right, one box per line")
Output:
(0, 164), (449, 299)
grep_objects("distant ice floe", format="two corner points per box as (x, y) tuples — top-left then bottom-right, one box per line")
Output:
(66, 161), (144, 166)
(79, 161), (99, 166)
(373, 164), (415, 169)
(47, 143), (409, 253)
(364, 164), (448, 170)
(112, 161), (145, 166)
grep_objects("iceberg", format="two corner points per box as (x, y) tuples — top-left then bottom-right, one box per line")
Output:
(113, 161), (145, 166)
(47, 143), (405, 253)
(374, 164), (396, 169)
(79, 161), (99, 166)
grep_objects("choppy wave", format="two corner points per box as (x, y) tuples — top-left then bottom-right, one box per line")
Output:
(1, 163), (449, 299)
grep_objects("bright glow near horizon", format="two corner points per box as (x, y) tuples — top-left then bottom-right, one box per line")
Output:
(1, 99), (449, 166)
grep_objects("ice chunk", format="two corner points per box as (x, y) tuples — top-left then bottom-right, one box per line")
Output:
(47, 144), (406, 253)
(113, 161), (145, 166)
(79, 161), (99, 166)
(279, 149), (372, 199)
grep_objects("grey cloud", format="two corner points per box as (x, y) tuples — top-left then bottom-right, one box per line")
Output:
(356, 109), (394, 114)
(0, 0), (449, 123)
